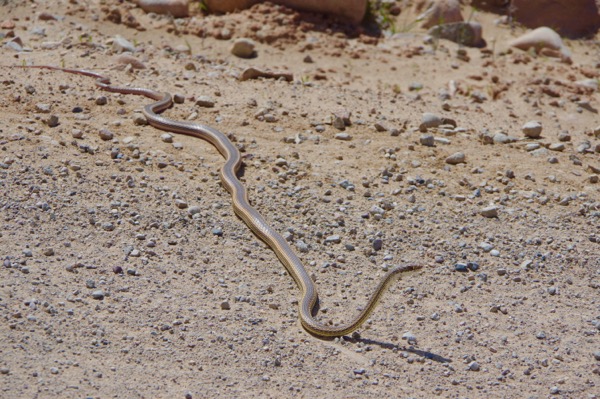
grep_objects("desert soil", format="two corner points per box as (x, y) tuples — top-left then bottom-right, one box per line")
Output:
(1, 1), (599, 398)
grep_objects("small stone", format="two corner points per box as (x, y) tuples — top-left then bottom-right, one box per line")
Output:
(188, 206), (201, 216)
(420, 134), (435, 147)
(195, 96), (215, 108)
(558, 131), (571, 142)
(402, 331), (417, 344)
(230, 38), (256, 58)
(372, 238), (383, 251)
(468, 361), (480, 371)
(0, 367), (9, 375)
(43, 248), (54, 256)
(481, 205), (498, 218)
(45, 115), (59, 127)
(36, 103), (51, 113)
(335, 133), (352, 141)
(550, 386), (559, 395)
(50, 367), (59, 375)
(548, 143), (565, 152)
(161, 133), (174, 143)
(99, 129), (114, 141)
(112, 265), (123, 274)
(522, 121), (542, 138)
(420, 112), (442, 129)
(445, 152), (466, 165)
(92, 290), (105, 300)
(220, 301), (231, 310)
(325, 235), (341, 244)
(455, 263), (468, 272)
(593, 351), (600, 361)
(71, 129), (83, 139)
(112, 35), (136, 53)
(211, 227), (223, 236)
(175, 199), (188, 209)
(467, 262), (479, 271)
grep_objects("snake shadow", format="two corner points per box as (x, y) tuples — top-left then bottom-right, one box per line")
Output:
(347, 336), (452, 364)
(307, 303), (451, 363)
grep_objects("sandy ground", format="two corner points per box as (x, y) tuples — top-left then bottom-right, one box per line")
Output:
(1, 1), (599, 398)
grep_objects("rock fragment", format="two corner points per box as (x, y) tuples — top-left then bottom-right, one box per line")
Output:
(231, 38), (256, 58)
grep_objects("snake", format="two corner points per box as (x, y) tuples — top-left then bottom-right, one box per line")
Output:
(20, 65), (422, 337)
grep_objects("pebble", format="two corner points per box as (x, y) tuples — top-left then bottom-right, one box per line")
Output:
(445, 152), (465, 165)
(420, 133), (435, 147)
(372, 238), (383, 251)
(220, 301), (231, 310)
(195, 96), (215, 108)
(481, 205), (498, 218)
(45, 115), (59, 128)
(468, 361), (480, 371)
(455, 263), (468, 272)
(325, 235), (341, 244)
(36, 103), (51, 113)
(211, 227), (223, 236)
(188, 206), (201, 216)
(335, 133), (352, 141)
(296, 240), (309, 253)
(558, 131), (571, 142)
(420, 112), (442, 129)
(137, 0), (189, 17)
(112, 35), (136, 53)
(480, 242), (493, 252)
(0, 367), (8, 375)
(92, 290), (105, 300)
(96, 96), (108, 106)
(230, 38), (256, 58)
(493, 132), (517, 144)
(161, 133), (174, 143)
(594, 351), (600, 361)
(522, 121), (542, 138)
(99, 129), (114, 141)
(548, 143), (565, 152)
(402, 331), (417, 344)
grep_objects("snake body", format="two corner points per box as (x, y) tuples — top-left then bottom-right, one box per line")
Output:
(23, 66), (422, 337)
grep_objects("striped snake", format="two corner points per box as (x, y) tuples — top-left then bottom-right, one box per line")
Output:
(21, 65), (422, 337)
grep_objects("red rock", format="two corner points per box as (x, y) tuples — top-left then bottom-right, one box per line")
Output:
(1, 20), (16, 29)
(204, 0), (367, 24)
(512, 0), (600, 38)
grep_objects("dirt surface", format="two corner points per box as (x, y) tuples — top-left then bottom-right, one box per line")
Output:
(1, 1), (599, 398)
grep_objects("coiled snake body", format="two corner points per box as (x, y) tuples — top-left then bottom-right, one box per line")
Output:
(22, 66), (422, 337)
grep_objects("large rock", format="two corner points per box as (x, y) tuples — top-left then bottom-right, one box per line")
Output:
(417, 0), (463, 29)
(509, 27), (571, 62)
(204, 0), (367, 24)
(134, 0), (189, 18)
(511, 0), (600, 38)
